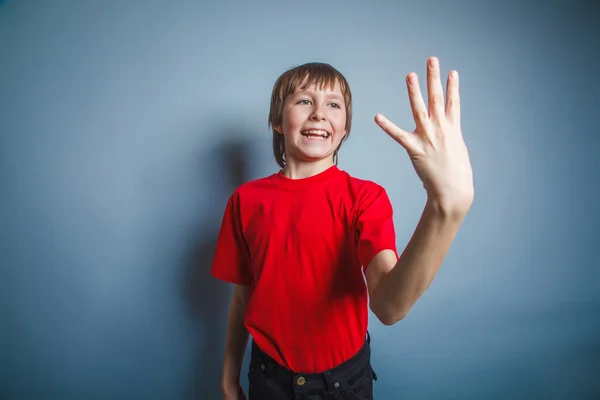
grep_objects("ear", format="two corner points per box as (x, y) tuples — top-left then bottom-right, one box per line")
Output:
(274, 125), (284, 134)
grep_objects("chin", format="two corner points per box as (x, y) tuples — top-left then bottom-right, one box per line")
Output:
(298, 151), (335, 162)
(287, 139), (340, 162)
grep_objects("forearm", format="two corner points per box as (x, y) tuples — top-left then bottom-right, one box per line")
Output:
(372, 197), (469, 324)
(221, 291), (250, 389)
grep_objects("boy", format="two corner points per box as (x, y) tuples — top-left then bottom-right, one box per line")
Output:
(211, 57), (474, 400)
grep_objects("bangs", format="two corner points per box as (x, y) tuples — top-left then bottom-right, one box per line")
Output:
(275, 63), (349, 102)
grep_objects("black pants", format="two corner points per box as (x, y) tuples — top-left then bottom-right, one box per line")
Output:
(248, 332), (377, 400)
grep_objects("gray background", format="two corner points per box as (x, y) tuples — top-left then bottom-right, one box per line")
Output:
(1, 0), (598, 399)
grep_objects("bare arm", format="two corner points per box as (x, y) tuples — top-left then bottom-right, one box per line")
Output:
(369, 57), (474, 325)
(221, 284), (251, 393)
(366, 198), (468, 325)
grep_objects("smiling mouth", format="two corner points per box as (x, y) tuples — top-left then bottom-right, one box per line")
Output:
(301, 129), (331, 139)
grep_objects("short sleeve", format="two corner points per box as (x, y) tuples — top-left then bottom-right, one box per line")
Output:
(210, 192), (253, 285)
(355, 184), (398, 268)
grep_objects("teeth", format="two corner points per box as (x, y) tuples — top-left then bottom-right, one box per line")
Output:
(304, 130), (328, 134)
(301, 129), (330, 138)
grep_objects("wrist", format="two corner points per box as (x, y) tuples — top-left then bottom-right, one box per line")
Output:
(221, 378), (240, 391)
(425, 192), (473, 221)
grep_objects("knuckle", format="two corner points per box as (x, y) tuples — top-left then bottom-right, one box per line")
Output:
(447, 97), (460, 108)
(414, 110), (428, 122)
(408, 87), (420, 97)
(431, 94), (443, 104)
(431, 117), (444, 128)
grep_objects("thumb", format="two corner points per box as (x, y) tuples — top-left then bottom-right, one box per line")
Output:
(374, 114), (413, 151)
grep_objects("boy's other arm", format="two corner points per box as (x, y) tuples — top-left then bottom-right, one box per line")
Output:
(221, 284), (251, 395)
(366, 198), (467, 326)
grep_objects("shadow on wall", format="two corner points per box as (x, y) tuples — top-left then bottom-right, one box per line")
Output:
(182, 135), (254, 400)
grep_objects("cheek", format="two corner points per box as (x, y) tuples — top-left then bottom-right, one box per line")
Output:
(283, 119), (298, 135)
(331, 112), (347, 132)
(283, 109), (304, 132)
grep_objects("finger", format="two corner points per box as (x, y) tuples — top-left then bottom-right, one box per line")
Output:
(375, 113), (416, 151)
(427, 57), (445, 122)
(406, 72), (430, 131)
(445, 70), (461, 126)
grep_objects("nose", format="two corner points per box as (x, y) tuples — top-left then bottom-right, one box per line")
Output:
(310, 105), (326, 121)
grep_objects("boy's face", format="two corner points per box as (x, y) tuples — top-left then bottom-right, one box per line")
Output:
(274, 79), (347, 165)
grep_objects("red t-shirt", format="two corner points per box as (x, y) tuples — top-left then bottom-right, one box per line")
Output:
(210, 165), (397, 373)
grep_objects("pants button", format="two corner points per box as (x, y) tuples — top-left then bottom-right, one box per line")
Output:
(296, 376), (306, 386)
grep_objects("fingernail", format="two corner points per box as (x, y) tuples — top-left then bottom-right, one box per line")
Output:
(407, 74), (416, 86)
(430, 58), (438, 68)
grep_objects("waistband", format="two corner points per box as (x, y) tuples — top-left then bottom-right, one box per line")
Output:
(249, 331), (375, 395)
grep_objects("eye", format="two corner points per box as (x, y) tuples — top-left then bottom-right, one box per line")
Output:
(329, 102), (341, 109)
(297, 99), (312, 105)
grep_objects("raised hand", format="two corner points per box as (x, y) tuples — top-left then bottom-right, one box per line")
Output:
(375, 57), (474, 217)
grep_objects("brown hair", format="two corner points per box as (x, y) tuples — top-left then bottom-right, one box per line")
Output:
(268, 62), (353, 168)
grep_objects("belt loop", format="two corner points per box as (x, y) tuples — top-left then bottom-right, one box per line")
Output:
(366, 330), (371, 345)
(322, 370), (335, 395)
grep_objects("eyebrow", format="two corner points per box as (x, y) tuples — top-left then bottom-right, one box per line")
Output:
(294, 90), (344, 101)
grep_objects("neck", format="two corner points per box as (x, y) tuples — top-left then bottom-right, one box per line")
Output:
(282, 158), (335, 179)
